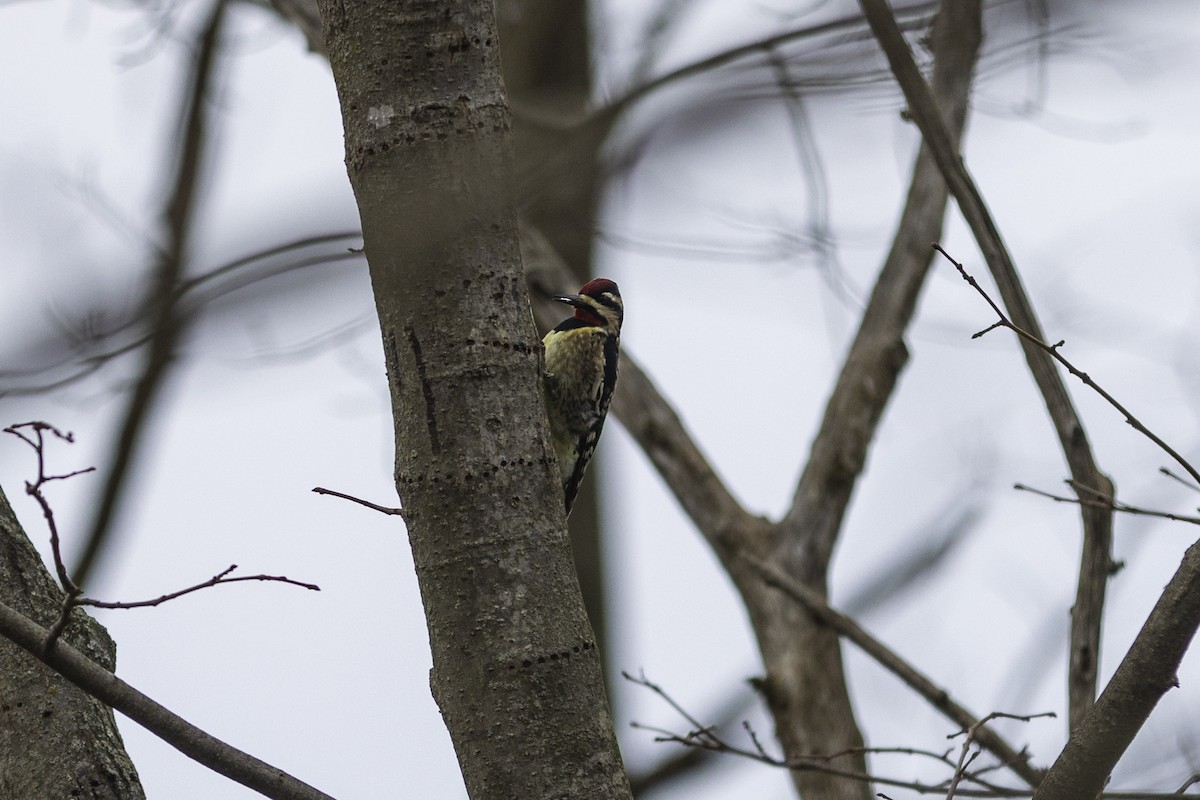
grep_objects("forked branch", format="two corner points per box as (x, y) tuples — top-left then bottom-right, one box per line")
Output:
(856, 0), (1114, 731)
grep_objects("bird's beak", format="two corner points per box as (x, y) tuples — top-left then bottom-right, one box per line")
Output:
(553, 293), (587, 308)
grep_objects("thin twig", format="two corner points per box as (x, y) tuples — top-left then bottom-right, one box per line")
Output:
(949, 711), (1060, 740)
(5, 422), (319, 652)
(934, 243), (1200, 489)
(622, 670), (710, 732)
(80, 565), (319, 610)
(311, 486), (402, 516)
(1014, 483), (1200, 527)
(946, 746), (983, 800)
(4, 422), (87, 595)
(744, 720), (771, 761)
(42, 590), (82, 656)
(945, 712), (1057, 799)
(628, 687), (758, 794)
(624, 672), (1071, 797)
(1159, 467), (1200, 495)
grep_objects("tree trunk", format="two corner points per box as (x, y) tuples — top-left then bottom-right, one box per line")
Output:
(496, 0), (615, 692)
(314, 2), (632, 798)
(0, 486), (145, 799)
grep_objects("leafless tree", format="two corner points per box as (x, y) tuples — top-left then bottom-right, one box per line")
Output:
(1, 1), (1198, 799)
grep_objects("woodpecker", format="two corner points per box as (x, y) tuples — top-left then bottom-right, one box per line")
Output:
(542, 278), (623, 515)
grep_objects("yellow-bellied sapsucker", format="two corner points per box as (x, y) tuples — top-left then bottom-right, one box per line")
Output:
(542, 278), (623, 515)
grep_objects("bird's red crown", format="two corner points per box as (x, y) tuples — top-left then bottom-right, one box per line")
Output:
(579, 278), (619, 298)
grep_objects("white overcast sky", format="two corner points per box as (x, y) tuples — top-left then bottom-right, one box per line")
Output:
(2, 1), (1200, 798)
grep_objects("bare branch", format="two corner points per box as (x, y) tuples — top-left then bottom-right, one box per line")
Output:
(946, 745), (983, 800)
(935, 243), (1200, 488)
(622, 670), (711, 734)
(73, 0), (231, 588)
(2, 421), (87, 654)
(741, 552), (1046, 787)
(1033, 538), (1200, 799)
(0, 598), (336, 800)
(628, 667), (1200, 799)
(80, 565), (320, 610)
(42, 590), (82, 655)
(946, 714), (1056, 800)
(626, 671), (1048, 798)
(856, 0), (1116, 731)
(1014, 483), (1200, 527)
(628, 689), (756, 794)
(5, 423), (318, 652)
(4, 422), (88, 596)
(312, 486), (403, 516)
(1159, 467), (1200, 495)
(780, 0), (981, 564)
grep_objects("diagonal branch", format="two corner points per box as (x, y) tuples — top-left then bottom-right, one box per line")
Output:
(0, 596), (336, 800)
(743, 553), (1045, 787)
(73, 0), (229, 587)
(936, 243), (1200, 487)
(0, 232), (363, 397)
(1032, 539), (1200, 800)
(857, 0), (1115, 733)
(780, 0), (981, 566)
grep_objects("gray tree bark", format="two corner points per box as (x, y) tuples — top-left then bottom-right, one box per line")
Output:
(1033, 540), (1200, 799)
(0, 486), (144, 799)
(495, 0), (615, 691)
(314, 2), (632, 798)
